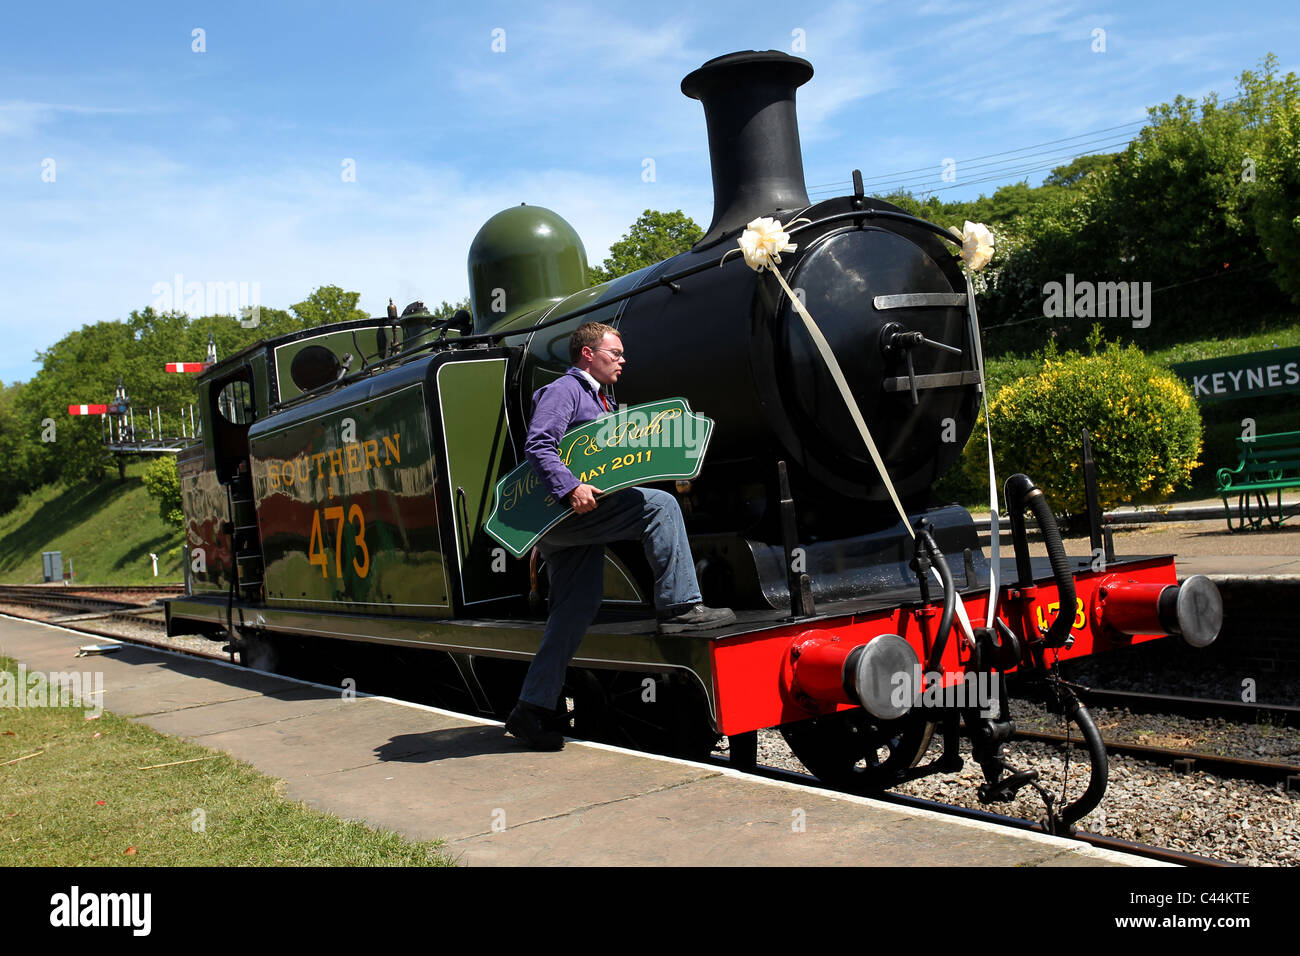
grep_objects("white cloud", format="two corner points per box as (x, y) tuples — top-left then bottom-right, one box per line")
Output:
(0, 99), (141, 138)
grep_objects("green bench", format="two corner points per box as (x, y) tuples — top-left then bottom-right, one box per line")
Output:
(1216, 429), (1300, 531)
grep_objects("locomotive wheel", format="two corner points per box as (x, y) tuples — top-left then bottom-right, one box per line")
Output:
(565, 669), (719, 760)
(780, 709), (934, 793)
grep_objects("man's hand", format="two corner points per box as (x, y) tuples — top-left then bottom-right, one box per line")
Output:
(568, 483), (599, 514)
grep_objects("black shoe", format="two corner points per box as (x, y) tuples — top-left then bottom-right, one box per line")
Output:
(657, 604), (737, 634)
(505, 701), (565, 751)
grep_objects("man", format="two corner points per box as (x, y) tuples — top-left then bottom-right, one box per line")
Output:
(505, 322), (735, 750)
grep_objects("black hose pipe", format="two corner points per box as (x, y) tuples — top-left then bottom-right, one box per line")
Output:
(1004, 474), (1077, 649)
(1058, 695), (1109, 831)
(917, 527), (956, 672)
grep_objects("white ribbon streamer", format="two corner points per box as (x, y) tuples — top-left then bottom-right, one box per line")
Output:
(966, 272), (1001, 629)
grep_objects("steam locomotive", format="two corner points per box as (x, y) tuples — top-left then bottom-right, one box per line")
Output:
(165, 50), (1221, 832)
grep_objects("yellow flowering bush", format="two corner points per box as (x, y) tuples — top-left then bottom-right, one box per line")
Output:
(949, 343), (1202, 514)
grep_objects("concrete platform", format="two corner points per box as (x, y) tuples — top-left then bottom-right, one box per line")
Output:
(0, 615), (1155, 867)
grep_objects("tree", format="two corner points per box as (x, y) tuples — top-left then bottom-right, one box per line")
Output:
(944, 337), (1202, 513)
(1239, 54), (1300, 303)
(1043, 153), (1117, 189)
(0, 382), (45, 513)
(986, 341), (1202, 513)
(141, 455), (184, 530)
(18, 320), (137, 484)
(2, 286), (341, 501)
(290, 286), (369, 326)
(978, 56), (1299, 349)
(588, 210), (703, 285)
(427, 298), (471, 321)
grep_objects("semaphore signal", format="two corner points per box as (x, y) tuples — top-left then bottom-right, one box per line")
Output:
(165, 333), (218, 374)
(62, 331), (219, 473)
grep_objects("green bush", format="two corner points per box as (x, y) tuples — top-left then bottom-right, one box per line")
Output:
(986, 343), (1201, 513)
(941, 342), (1202, 514)
(141, 455), (184, 530)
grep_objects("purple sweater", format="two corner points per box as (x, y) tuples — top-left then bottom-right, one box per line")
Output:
(525, 367), (617, 502)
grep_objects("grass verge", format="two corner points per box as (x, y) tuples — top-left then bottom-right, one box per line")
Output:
(0, 655), (456, 866)
(0, 460), (184, 585)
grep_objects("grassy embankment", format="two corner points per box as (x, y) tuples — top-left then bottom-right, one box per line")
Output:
(0, 460), (184, 585)
(0, 656), (456, 865)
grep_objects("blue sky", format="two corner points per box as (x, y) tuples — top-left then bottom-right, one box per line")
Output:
(2, 0), (1295, 384)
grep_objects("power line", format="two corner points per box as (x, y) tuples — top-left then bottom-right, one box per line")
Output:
(805, 90), (1249, 202)
(907, 142), (1136, 195)
(807, 141), (1133, 202)
(805, 118), (1149, 190)
(809, 136), (1136, 198)
(807, 141), (1131, 200)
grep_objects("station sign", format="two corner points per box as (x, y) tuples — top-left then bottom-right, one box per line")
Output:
(484, 398), (714, 558)
(1169, 346), (1300, 404)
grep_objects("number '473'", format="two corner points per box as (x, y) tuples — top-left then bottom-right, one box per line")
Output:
(308, 505), (370, 578)
(1035, 597), (1086, 633)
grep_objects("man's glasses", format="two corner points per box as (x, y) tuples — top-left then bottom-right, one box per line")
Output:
(591, 347), (625, 359)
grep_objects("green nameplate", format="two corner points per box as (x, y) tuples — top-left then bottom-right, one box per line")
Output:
(1170, 346), (1300, 404)
(484, 398), (714, 558)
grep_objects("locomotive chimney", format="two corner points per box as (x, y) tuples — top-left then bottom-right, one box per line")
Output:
(681, 50), (814, 248)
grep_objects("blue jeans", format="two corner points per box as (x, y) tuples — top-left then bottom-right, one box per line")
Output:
(517, 487), (702, 709)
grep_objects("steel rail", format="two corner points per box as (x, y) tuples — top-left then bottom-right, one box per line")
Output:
(0, 584), (180, 597)
(0, 594), (142, 615)
(1015, 728), (1300, 788)
(1074, 686), (1300, 730)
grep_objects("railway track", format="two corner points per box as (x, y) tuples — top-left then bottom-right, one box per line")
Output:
(0, 584), (180, 599)
(1014, 728), (1300, 789)
(1073, 686), (1300, 730)
(0, 586), (197, 657)
(0, 585), (179, 617)
(0, 591), (147, 615)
